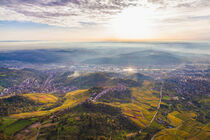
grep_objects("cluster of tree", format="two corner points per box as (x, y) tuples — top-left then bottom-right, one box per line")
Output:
(0, 95), (41, 116)
(98, 89), (132, 103)
(38, 101), (140, 140)
(54, 72), (149, 89)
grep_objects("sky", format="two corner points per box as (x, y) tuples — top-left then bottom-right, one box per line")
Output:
(0, 0), (210, 41)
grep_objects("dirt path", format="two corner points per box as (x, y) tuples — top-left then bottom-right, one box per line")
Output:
(133, 82), (164, 135)
(147, 82), (163, 128)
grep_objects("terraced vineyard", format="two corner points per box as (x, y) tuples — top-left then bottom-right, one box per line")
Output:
(23, 93), (58, 104)
(99, 81), (161, 128)
(153, 120), (210, 140)
(0, 70), (209, 140)
(10, 89), (89, 118)
(0, 89), (89, 137)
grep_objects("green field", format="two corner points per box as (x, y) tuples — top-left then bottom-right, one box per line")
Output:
(4, 119), (32, 136)
(0, 117), (18, 131)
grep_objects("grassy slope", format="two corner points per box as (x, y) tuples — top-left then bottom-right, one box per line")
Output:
(4, 120), (32, 136)
(10, 89), (89, 118)
(167, 111), (183, 127)
(96, 81), (160, 128)
(23, 93), (58, 104)
(0, 67), (46, 88)
(0, 90), (89, 137)
(0, 117), (18, 131)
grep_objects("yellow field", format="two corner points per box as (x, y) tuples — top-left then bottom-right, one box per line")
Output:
(167, 111), (183, 126)
(154, 128), (190, 140)
(199, 98), (210, 105)
(10, 89), (89, 118)
(123, 84), (160, 127)
(167, 111), (198, 127)
(154, 119), (210, 140)
(97, 81), (161, 128)
(23, 93), (58, 104)
(0, 95), (13, 99)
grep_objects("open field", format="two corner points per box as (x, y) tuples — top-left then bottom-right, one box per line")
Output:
(0, 117), (18, 131)
(167, 111), (183, 126)
(4, 119), (32, 136)
(23, 93), (58, 104)
(10, 89), (89, 118)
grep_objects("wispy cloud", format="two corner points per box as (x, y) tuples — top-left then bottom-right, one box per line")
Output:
(0, 0), (210, 40)
(0, 0), (210, 28)
(0, 0), (139, 27)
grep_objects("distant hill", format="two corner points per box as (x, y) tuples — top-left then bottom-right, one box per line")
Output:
(125, 73), (152, 82)
(1, 48), (208, 66)
(0, 67), (46, 88)
(0, 49), (98, 64)
(54, 72), (151, 88)
(83, 50), (183, 65)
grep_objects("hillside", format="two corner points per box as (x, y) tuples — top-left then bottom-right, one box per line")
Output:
(0, 67), (46, 88)
(0, 70), (209, 140)
(0, 49), (98, 64)
(54, 72), (150, 88)
(83, 50), (183, 65)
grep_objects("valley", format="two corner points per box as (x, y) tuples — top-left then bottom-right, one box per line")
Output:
(0, 44), (209, 140)
(0, 64), (209, 140)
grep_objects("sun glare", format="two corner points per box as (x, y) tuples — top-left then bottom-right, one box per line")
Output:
(110, 7), (156, 39)
(123, 67), (137, 73)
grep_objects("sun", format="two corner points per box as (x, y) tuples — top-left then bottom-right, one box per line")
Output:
(110, 7), (156, 40)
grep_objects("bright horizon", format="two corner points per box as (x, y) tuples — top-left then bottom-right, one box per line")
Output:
(0, 0), (210, 41)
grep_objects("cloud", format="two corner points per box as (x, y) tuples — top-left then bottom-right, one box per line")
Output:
(0, 0), (141, 27)
(189, 15), (210, 20)
(147, 0), (210, 8)
(0, 0), (210, 40)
